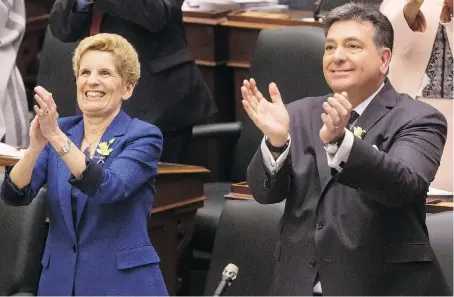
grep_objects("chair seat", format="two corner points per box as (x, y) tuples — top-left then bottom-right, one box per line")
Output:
(0, 173), (48, 296)
(426, 211), (453, 292)
(192, 182), (231, 252)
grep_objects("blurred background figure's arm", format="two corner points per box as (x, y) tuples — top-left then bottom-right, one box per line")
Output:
(49, 0), (92, 42)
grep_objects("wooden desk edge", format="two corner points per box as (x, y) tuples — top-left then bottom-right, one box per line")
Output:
(158, 163), (210, 175)
(2, 161), (210, 175)
(45, 195), (206, 222)
(195, 60), (228, 67)
(227, 62), (250, 68)
(183, 16), (228, 25)
(152, 195), (205, 213)
(224, 192), (253, 200)
(221, 20), (288, 29)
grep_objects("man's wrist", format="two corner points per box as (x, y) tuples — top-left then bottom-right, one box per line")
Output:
(267, 135), (288, 148)
(266, 134), (289, 152)
(325, 130), (345, 146)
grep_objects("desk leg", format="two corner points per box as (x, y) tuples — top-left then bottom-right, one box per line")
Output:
(148, 201), (203, 295)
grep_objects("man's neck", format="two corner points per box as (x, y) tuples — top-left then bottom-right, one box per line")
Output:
(345, 79), (385, 109)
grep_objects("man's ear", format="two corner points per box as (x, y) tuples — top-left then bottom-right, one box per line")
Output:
(122, 82), (134, 101)
(380, 48), (392, 75)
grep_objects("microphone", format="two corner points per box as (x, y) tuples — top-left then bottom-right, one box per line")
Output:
(213, 263), (239, 296)
(313, 0), (325, 22)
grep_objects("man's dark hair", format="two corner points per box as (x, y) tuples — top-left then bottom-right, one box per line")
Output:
(323, 2), (394, 52)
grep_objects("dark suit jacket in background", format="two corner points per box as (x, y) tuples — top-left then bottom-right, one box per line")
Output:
(247, 82), (451, 296)
(49, 0), (215, 134)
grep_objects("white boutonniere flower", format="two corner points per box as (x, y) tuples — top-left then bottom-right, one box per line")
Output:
(353, 126), (366, 139)
(95, 138), (115, 164)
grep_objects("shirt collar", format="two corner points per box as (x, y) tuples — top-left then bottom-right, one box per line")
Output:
(353, 82), (385, 116)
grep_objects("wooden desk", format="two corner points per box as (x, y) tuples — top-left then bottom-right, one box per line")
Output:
(151, 163), (209, 295)
(225, 182), (454, 214)
(0, 159), (209, 296)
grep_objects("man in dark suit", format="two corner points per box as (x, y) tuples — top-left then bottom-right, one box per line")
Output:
(49, 0), (216, 162)
(242, 3), (451, 296)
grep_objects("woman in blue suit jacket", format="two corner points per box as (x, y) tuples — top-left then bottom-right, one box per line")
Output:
(0, 33), (168, 296)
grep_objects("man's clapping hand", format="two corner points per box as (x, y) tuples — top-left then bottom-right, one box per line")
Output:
(319, 92), (353, 144)
(241, 78), (289, 147)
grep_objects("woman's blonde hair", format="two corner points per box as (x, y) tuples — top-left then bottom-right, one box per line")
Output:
(72, 33), (140, 85)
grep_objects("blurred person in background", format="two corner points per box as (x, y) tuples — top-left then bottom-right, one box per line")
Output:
(49, 0), (216, 163)
(381, 0), (453, 191)
(0, 0), (30, 147)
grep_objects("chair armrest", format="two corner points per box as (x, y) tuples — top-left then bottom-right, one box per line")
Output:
(192, 122), (242, 138)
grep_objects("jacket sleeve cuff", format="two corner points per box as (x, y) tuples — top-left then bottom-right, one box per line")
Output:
(1, 166), (30, 203)
(68, 157), (103, 195)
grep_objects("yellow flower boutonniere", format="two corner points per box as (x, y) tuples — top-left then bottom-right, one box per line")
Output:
(95, 138), (115, 164)
(353, 126), (366, 139)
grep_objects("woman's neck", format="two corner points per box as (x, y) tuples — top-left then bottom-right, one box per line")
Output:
(83, 109), (119, 138)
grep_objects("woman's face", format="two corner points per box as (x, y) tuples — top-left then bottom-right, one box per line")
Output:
(76, 50), (133, 117)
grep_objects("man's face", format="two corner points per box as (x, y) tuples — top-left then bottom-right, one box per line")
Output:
(323, 20), (390, 96)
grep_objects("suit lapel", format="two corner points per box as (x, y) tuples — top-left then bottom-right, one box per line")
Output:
(57, 117), (84, 241)
(75, 110), (131, 227)
(353, 82), (397, 141)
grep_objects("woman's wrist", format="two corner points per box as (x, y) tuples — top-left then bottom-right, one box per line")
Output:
(25, 146), (43, 159)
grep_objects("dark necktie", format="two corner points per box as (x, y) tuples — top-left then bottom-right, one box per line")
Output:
(347, 110), (360, 130)
(90, 7), (103, 36)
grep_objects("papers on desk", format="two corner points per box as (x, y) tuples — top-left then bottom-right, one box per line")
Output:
(0, 142), (24, 159)
(427, 187), (453, 203)
(183, 0), (283, 11)
(246, 4), (288, 12)
(428, 187), (454, 196)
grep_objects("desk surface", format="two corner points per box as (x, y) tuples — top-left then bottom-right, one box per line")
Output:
(0, 156), (209, 175)
(225, 182), (454, 213)
(158, 162), (210, 175)
(183, 9), (322, 28)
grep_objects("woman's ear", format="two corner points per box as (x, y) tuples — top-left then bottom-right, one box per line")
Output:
(122, 82), (134, 101)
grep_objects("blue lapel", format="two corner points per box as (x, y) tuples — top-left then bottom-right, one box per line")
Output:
(75, 110), (132, 228)
(57, 116), (84, 241)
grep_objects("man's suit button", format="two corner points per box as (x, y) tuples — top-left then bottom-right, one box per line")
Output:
(72, 245), (76, 253)
(263, 178), (270, 189)
(316, 222), (324, 230)
(309, 260), (316, 267)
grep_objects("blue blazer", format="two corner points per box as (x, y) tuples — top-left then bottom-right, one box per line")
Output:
(1, 110), (168, 296)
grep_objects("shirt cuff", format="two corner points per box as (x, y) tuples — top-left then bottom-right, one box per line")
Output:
(260, 134), (291, 176)
(74, 0), (95, 12)
(68, 157), (103, 195)
(326, 129), (354, 172)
